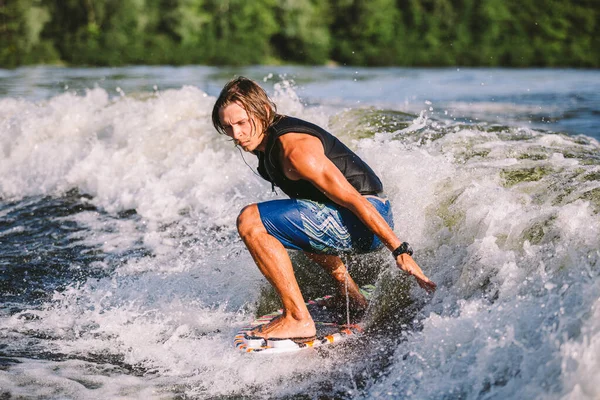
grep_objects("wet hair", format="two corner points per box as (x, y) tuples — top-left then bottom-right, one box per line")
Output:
(211, 76), (280, 136)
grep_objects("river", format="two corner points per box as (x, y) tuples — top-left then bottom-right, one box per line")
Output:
(1, 66), (599, 399)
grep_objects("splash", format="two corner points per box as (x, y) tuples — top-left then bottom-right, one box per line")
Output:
(1, 72), (599, 399)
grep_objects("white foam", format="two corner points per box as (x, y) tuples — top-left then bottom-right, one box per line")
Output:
(561, 296), (600, 400)
(1, 81), (599, 399)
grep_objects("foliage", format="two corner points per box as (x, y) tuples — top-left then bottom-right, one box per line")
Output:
(272, 0), (332, 64)
(0, 0), (597, 67)
(330, 0), (400, 66)
(0, 0), (59, 67)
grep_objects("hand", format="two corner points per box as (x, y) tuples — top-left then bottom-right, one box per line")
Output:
(396, 254), (437, 293)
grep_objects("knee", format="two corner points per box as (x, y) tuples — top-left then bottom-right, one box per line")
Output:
(237, 204), (263, 240)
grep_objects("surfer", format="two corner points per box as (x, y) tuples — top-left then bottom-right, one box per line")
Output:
(213, 77), (436, 342)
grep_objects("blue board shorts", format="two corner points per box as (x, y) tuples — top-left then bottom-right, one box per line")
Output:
(257, 195), (394, 255)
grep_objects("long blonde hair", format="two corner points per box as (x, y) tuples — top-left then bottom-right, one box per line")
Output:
(212, 77), (280, 137)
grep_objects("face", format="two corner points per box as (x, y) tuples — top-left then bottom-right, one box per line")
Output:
(218, 102), (265, 152)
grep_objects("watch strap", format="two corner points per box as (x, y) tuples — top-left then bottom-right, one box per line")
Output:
(392, 242), (413, 258)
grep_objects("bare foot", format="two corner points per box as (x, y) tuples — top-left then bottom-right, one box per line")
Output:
(249, 315), (284, 335)
(248, 313), (316, 339)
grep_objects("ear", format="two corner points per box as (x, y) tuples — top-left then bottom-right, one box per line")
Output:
(264, 104), (270, 119)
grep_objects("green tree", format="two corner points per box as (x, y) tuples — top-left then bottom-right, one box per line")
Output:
(453, 0), (481, 66)
(2, 0), (599, 67)
(564, 0), (599, 67)
(44, 0), (165, 66)
(331, 0), (401, 65)
(530, 0), (599, 67)
(271, 0), (332, 64)
(42, 0), (100, 64)
(474, 0), (521, 66)
(0, 0), (58, 67)
(160, 0), (212, 64)
(201, 0), (278, 65)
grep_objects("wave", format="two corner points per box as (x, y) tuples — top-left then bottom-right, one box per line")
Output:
(0, 86), (599, 399)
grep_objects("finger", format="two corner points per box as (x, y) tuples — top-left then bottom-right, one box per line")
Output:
(425, 281), (437, 292)
(417, 278), (436, 293)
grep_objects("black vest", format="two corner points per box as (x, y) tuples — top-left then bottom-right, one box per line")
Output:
(256, 116), (383, 203)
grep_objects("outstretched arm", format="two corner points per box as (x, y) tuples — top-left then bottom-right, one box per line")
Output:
(278, 134), (436, 292)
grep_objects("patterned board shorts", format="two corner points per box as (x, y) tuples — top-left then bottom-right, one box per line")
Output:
(257, 195), (394, 255)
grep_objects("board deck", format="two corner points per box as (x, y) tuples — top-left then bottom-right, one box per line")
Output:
(234, 285), (375, 354)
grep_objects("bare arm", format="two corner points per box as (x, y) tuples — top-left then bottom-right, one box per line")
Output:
(278, 134), (436, 292)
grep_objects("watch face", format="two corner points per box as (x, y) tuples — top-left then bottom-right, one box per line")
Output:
(393, 242), (413, 258)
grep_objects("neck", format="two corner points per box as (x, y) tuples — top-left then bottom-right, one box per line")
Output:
(255, 130), (268, 152)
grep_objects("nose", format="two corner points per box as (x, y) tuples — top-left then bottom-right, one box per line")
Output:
(231, 124), (244, 140)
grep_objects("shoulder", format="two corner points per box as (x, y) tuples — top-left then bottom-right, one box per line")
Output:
(277, 133), (326, 177)
(269, 116), (328, 165)
(279, 133), (324, 158)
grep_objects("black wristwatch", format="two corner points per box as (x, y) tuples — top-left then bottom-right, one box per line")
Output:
(392, 242), (413, 258)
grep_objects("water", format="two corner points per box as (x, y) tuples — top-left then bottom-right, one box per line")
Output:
(0, 66), (599, 399)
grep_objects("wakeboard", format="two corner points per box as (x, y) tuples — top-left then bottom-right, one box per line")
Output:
(234, 285), (375, 354)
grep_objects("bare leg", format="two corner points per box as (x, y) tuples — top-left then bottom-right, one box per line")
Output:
(304, 253), (368, 311)
(238, 204), (316, 339)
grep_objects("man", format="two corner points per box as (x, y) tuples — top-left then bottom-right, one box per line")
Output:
(212, 77), (435, 342)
